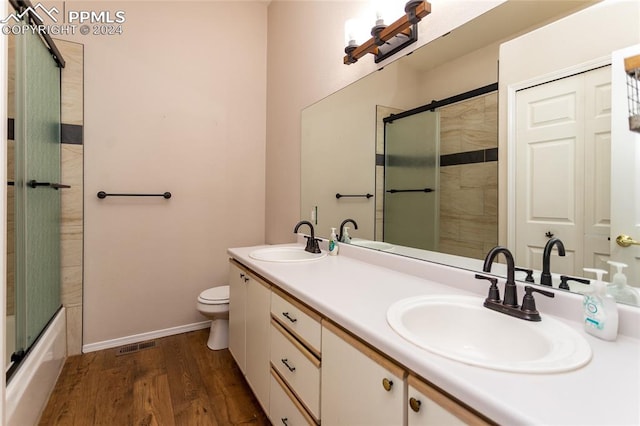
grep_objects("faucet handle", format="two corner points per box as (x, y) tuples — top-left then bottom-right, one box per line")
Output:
(475, 274), (500, 303)
(520, 286), (555, 321)
(559, 275), (590, 291)
(514, 267), (535, 283)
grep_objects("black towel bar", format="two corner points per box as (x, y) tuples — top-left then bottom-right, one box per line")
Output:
(97, 191), (172, 199)
(336, 193), (373, 199)
(386, 188), (433, 193)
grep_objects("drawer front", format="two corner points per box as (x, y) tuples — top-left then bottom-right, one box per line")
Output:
(271, 291), (321, 354)
(270, 369), (316, 426)
(271, 321), (320, 420)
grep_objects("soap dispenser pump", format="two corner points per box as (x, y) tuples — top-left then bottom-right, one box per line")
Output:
(582, 268), (618, 341)
(606, 260), (640, 305)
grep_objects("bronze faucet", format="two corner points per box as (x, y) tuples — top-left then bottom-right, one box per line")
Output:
(293, 221), (321, 253)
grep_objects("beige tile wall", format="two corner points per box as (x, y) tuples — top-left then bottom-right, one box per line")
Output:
(439, 92), (498, 260)
(57, 39), (84, 355)
(6, 34), (15, 318)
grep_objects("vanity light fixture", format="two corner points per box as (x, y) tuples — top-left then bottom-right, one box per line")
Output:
(625, 54), (640, 133)
(344, 0), (431, 65)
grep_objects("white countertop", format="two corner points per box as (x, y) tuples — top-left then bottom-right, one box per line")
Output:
(228, 242), (640, 426)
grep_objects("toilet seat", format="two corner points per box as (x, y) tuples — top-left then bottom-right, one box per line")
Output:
(198, 285), (229, 305)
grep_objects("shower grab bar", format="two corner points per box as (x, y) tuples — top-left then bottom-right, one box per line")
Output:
(97, 191), (172, 199)
(27, 180), (71, 190)
(386, 188), (433, 193)
(336, 193), (373, 199)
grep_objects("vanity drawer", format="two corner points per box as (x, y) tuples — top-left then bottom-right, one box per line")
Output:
(270, 368), (317, 426)
(271, 289), (321, 356)
(271, 319), (321, 420)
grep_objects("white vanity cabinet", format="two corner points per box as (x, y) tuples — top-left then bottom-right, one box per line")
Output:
(407, 375), (489, 426)
(229, 256), (491, 425)
(321, 320), (490, 426)
(270, 368), (318, 426)
(270, 289), (322, 424)
(228, 260), (271, 412)
(321, 321), (405, 426)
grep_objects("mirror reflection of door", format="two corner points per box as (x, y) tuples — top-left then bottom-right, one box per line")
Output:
(611, 44), (640, 288)
(383, 111), (439, 251)
(515, 65), (612, 288)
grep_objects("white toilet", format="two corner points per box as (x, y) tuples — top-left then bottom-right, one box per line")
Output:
(196, 285), (230, 350)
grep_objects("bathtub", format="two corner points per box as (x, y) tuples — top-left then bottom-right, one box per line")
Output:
(6, 308), (66, 426)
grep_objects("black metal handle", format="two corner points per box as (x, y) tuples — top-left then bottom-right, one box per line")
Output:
(515, 267), (535, 283)
(545, 231), (554, 238)
(281, 418), (289, 426)
(336, 193), (373, 199)
(520, 285), (555, 317)
(281, 358), (296, 372)
(559, 275), (590, 291)
(28, 180), (71, 190)
(386, 188), (433, 193)
(475, 273), (500, 302)
(282, 312), (297, 323)
(97, 191), (171, 199)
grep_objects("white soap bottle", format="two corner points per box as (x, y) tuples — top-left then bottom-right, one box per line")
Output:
(329, 227), (339, 256)
(582, 268), (618, 341)
(606, 260), (640, 305)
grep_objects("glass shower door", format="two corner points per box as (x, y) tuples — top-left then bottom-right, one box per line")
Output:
(13, 28), (62, 357)
(383, 111), (439, 250)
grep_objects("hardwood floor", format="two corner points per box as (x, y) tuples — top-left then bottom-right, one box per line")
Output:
(39, 329), (270, 426)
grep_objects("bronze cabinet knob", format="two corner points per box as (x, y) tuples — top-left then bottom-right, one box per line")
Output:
(409, 397), (422, 412)
(382, 378), (393, 391)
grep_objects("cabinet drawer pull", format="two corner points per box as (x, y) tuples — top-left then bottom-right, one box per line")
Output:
(240, 273), (245, 278)
(281, 358), (296, 372)
(281, 418), (289, 426)
(282, 312), (297, 323)
(244, 277), (250, 283)
(382, 378), (393, 391)
(409, 397), (422, 412)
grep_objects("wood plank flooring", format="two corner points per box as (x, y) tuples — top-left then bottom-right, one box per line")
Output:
(39, 329), (270, 426)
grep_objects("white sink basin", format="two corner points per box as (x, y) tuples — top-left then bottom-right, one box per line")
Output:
(249, 247), (327, 262)
(387, 295), (591, 373)
(351, 240), (395, 251)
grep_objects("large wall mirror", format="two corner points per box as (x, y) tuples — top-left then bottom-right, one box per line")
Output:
(301, 0), (640, 307)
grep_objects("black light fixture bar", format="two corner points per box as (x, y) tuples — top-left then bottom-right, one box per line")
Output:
(344, 1), (431, 65)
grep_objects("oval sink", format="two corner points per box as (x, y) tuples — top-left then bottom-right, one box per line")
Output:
(387, 295), (591, 373)
(351, 240), (395, 251)
(249, 247), (327, 262)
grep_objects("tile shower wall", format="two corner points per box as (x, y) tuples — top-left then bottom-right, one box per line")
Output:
(438, 92), (497, 259)
(375, 93), (497, 259)
(57, 39), (84, 356)
(7, 35), (15, 318)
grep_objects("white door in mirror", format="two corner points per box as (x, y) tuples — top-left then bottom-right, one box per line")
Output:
(611, 44), (640, 286)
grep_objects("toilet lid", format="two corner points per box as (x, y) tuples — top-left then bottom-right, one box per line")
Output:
(198, 285), (229, 303)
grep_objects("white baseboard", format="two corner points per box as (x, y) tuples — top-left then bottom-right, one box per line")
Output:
(7, 308), (66, 426)
(82, 320), (212, 353)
